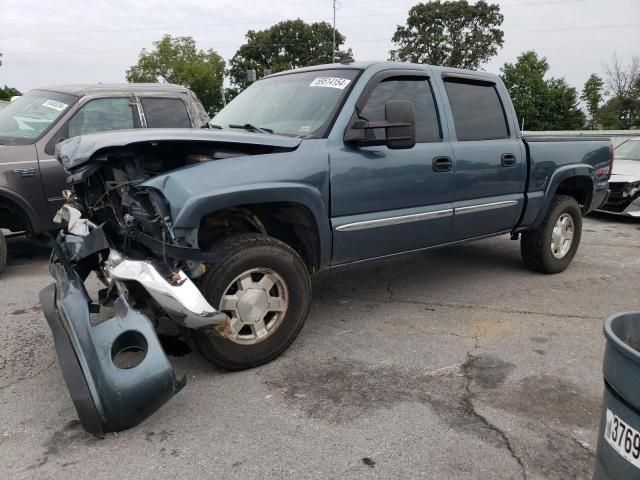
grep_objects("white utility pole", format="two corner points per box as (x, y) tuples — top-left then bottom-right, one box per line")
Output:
(332, 0), (337, 61)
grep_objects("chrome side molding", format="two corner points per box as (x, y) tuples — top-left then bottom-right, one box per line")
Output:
(335, 200), (519, 233)
(454, 200), (519, 215)
(335, 208), (454, 232)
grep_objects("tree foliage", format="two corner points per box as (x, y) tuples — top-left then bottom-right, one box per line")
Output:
(601, 54), (640, 129)
(0, 85), (21, 101)
(126, 35), (225, 114)
(228, 20), (351, 91)
(580, 74), (604, 129)
(501, 51), (584, 130)
(389, 1), (504, 69)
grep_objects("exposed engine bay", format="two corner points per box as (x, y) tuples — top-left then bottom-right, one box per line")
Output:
(67, 140), (280, 261)
(41, 138), (299, 437)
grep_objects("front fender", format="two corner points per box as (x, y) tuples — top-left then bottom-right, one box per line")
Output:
(164, 182), (332, 270)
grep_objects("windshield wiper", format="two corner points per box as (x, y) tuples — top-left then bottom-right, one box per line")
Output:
(228, 123), (273, 134)
(209, 124), (223, 129)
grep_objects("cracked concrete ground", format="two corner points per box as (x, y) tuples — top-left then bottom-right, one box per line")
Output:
(1, 213), (639, 479)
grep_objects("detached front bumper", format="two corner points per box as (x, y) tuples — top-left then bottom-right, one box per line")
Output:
(40, 225), (226, 436)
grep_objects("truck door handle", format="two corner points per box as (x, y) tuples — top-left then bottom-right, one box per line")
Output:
(433, 156), (453, 172)
(501, 153), (517, 167)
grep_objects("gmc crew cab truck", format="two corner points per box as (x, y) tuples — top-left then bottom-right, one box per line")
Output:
(0, 84), (210, 272)
(40, 61), (612, 435)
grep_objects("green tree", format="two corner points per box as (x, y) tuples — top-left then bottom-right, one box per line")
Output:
(0, 85), (21, 101)
(228, 19), (351, 90)
(545, 78), (586, 130)
(126, 35), (225, 115)
(389, 1), (504, 69)
(597, 97), (625, 129)
(501, 51), (584, 130)
(0, 52), (22, 101)
(580, 74), (604, 129)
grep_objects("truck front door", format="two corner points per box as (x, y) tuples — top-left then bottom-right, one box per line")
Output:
(329, 70), (454, 264)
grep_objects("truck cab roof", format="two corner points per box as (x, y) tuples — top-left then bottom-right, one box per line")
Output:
(267, 61), (500, 83)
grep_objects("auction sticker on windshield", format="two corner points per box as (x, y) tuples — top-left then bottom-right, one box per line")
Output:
(605, 408), (640, 469)
(42, 100), (68, 111)
(309, 77), (351, 89)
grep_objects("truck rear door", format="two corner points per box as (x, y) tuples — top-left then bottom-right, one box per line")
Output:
(439, 75), (526, 240)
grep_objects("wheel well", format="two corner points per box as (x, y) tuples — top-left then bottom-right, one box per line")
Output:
(198, 203), (321, 273)
(0, 195), (33, 233)
(555, 176), (592, 211)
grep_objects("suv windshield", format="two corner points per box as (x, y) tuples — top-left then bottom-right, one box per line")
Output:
(212, 69), (359, 137)
(0, 90), (77, 145)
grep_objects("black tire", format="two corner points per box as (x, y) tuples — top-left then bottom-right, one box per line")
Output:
(521, 194), (582, 274)
(189, 233), (311, 370)
(0, 230), (6, 274)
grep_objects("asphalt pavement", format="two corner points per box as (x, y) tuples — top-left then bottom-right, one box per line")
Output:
(1, 213), (639, 479)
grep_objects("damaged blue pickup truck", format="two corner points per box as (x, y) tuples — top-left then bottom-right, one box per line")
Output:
(40, 61), (612, 436)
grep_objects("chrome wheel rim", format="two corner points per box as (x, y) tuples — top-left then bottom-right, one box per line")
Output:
(218, 268), (288, 345)
(550, 213), (575, 259)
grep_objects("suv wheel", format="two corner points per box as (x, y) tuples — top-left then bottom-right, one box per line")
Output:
(189, 233), (311, 370)
(521, 194), (582, 274)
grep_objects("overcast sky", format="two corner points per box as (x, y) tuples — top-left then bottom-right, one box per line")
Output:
(0, 0), (638, 93)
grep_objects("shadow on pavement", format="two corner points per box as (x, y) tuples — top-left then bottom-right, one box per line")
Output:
(6, 235), (52, 267)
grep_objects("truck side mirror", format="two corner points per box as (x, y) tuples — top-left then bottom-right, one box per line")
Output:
(344, 100), (416, 150)
(385, 100), (416, 150)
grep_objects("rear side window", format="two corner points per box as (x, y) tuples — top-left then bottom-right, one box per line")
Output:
(360, 77), (441, 143)
(444, 79), (509, 141)
(141, 97), (191, 128)
(68, 98), (134, 137)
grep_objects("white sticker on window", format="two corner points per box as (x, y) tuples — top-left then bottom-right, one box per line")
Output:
(42, 100), (68, 111)
(309, 77), (351, 89)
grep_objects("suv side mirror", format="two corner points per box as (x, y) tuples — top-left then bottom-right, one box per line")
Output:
(344, 100), (416, 150)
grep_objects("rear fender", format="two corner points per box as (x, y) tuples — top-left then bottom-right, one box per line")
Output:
(531, 165), (595, 229)
(0, 187), (39, 233)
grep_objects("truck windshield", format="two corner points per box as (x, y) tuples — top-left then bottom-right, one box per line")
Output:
(0, 90), (77, 145)
(212, 69), (359, 137)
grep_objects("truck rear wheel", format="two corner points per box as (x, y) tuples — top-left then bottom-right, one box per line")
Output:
(190, 233), (311, 370)
(521, 194), (582, 274)
(0, 230), (7, 273)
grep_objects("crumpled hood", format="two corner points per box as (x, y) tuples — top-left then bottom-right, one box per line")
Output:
(611, 159), (640, 184)
(56, 128), (303, 170)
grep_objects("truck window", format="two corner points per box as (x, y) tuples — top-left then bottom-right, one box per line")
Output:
(360, 78), (441, 143)
(444, 79), (509, 141)
(141, 98), (191, 128)
(68, 98), (135, 137)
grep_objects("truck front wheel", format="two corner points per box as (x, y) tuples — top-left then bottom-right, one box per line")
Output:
(0, 230), (6, 274)
(521, 195), (582, 274)
(190, 233), (311, 370)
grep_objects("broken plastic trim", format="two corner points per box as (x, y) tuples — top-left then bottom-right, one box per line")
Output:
(41, 257), (185, 437)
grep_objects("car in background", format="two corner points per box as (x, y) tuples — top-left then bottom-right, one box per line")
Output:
(0, 83), (210, 272)
(598, 137), (640, 217)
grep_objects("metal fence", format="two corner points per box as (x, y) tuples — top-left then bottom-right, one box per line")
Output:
(524, 130), (638, 148)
